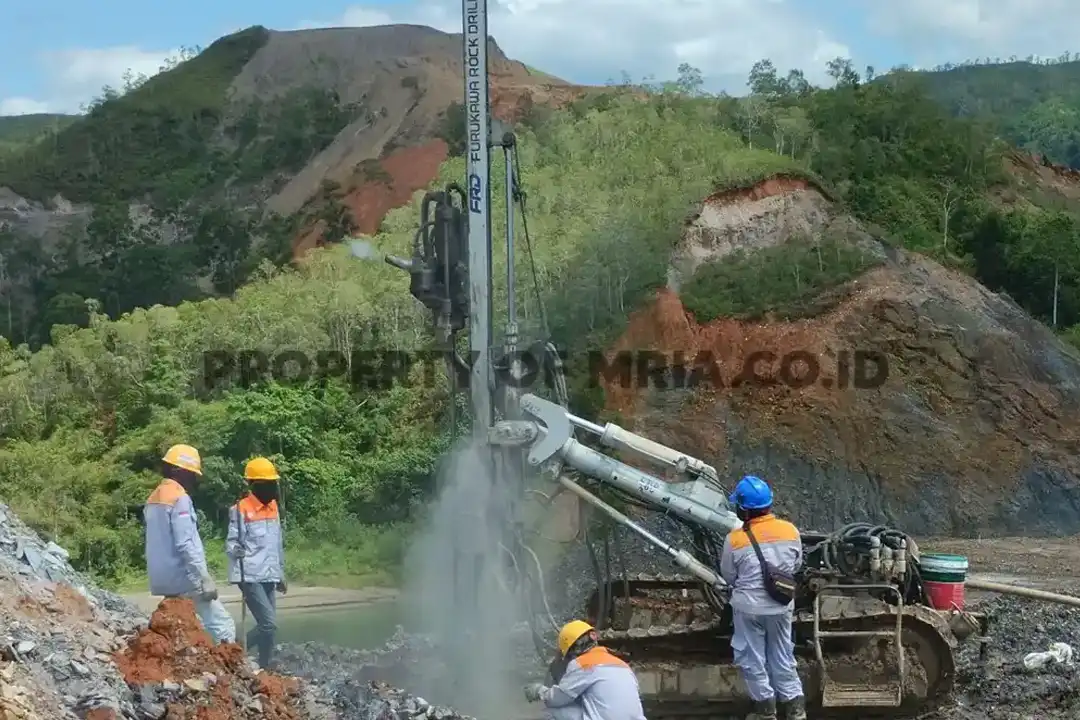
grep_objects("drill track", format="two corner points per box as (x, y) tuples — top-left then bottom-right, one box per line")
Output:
(584, 573), (958, 718)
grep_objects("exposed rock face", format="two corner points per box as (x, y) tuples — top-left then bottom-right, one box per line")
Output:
(0, 187), (91, 247)
(232, 25), (587, 242)
(606, 177), (1080, 537)
(669, 175), (835, 290)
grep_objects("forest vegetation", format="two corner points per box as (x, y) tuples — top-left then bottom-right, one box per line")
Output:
(1, 45), (1080, 589)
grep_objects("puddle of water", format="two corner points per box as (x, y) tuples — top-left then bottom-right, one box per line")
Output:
(227, 600), (403, 649)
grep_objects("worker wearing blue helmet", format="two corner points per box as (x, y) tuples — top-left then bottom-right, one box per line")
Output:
(719, 476), (806, 720)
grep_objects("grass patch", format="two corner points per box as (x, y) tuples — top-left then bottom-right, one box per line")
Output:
(681, 232), (883, 322)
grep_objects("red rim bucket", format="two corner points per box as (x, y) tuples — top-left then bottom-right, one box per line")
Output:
(924, 579), (965, 610)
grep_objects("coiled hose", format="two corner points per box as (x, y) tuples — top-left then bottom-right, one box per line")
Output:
(804, 523), (925, 602)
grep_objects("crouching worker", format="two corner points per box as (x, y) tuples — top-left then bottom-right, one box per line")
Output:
(720, 475), (806, 720)
(523, 620), (646, 720)
(145, 444), (236, 644)
(226, 457), (287, 669)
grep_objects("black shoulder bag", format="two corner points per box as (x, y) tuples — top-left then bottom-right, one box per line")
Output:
(745, 523), (798, 604)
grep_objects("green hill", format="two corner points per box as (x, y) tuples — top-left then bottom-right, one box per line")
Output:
(0, 114), (78, 155)
(0, 26), (272, 205)
(915, 58), (1080, 168)
(0, 24), (574, 350)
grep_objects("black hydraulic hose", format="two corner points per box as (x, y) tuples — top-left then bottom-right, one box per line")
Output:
(602, 530), (612, 630)
(806, 522), (922, 603)
(614, 526), (631, 608)
(582, 504), (608, 630)
(511, 143), (550, 338)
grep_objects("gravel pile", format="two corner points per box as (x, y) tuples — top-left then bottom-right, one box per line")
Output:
(0, 499), (479, 720)
(112, 596), (338, 719)
(0, 502), (144, 719)
(311, 680), (475, 720)
(276, 625), (542, 717)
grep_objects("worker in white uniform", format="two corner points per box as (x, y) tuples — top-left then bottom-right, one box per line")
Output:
(144, 444), (236, 644)
(226, 456), (287, 669)
(720, 475), (806, 720)
(523, 620), (647, 720)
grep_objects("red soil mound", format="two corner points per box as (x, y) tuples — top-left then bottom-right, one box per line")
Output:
(113, 597), (301, 719)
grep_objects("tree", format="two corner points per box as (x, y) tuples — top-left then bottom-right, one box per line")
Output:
(1020, 210), (1080, 327)
(737, 96), (769, 149)
(748, 59), (781, 98)
(936, 178), (961, 254)
(783, 69), (812, 97)
(772, 106), (811, 158)
(674, 63), (704, 96)
(826, 57), (861, 88)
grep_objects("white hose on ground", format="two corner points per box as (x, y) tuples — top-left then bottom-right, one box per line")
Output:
(965, 578), (1080, 608)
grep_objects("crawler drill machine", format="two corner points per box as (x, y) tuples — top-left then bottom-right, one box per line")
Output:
(380, 2), (990, 715)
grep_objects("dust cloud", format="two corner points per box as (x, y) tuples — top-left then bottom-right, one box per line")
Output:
(348, 238), (381, 260)
(403, 438), (530, 718)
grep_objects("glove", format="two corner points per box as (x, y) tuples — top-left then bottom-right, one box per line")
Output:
(199, 574), (218, 602)
(276, 580), (288, 594)
(548, 654), (567, 683)
(523, 683), (545, 703)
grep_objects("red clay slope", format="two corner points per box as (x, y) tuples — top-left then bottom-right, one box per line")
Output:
(600, 175), (1080, 537)
(240, 25), (592, 259)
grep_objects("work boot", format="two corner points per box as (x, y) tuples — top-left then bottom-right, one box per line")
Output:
(746, 698), (777, 720)
(779, 696), (807, 720)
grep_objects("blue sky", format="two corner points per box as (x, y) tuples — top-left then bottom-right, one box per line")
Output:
(2, 0), (1074, 115)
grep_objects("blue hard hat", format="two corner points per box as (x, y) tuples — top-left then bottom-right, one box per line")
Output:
(729, 475), (773, 510)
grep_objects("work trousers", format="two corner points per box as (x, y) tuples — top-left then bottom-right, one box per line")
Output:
(731, 608), (803, 703)
(239, 581), (278, 667)
(175, 594), (235, 645)
(545, 706), (584, 720)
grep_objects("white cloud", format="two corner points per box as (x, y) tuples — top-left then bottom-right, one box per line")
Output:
(868, 0), (1080, 64)
(0, 97), (52, 116)
(304, 0), (851, 92)
(1, 45), (178, 116)
(294, 7), (394, 30)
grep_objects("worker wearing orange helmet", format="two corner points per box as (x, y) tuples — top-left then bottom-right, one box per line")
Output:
(523, 619), (646, 720)
(145, 444), (236, 644)
(226, 457), (287, 669)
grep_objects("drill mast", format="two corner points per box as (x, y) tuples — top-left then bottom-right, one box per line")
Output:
(462, 0), (494, 435)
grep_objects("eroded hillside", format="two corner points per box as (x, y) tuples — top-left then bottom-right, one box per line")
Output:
(234, 26), (583, 224)
(0, 24), (588, 346)
(604, 175), (1080, 536)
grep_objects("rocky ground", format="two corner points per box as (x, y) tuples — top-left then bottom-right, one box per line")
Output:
(4, 491), (1080, 719)
(279, 520), (1080, 720)
(935, 596), (1080, 720)
(0, 501), (468, 720)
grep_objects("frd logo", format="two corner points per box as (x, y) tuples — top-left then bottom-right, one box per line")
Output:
(468, 173), (482, 213)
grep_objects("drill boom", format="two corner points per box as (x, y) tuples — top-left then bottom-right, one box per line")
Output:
(497, 394), (741, 541)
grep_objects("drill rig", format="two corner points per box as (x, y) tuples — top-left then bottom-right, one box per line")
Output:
(382, 1), (988, 716)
